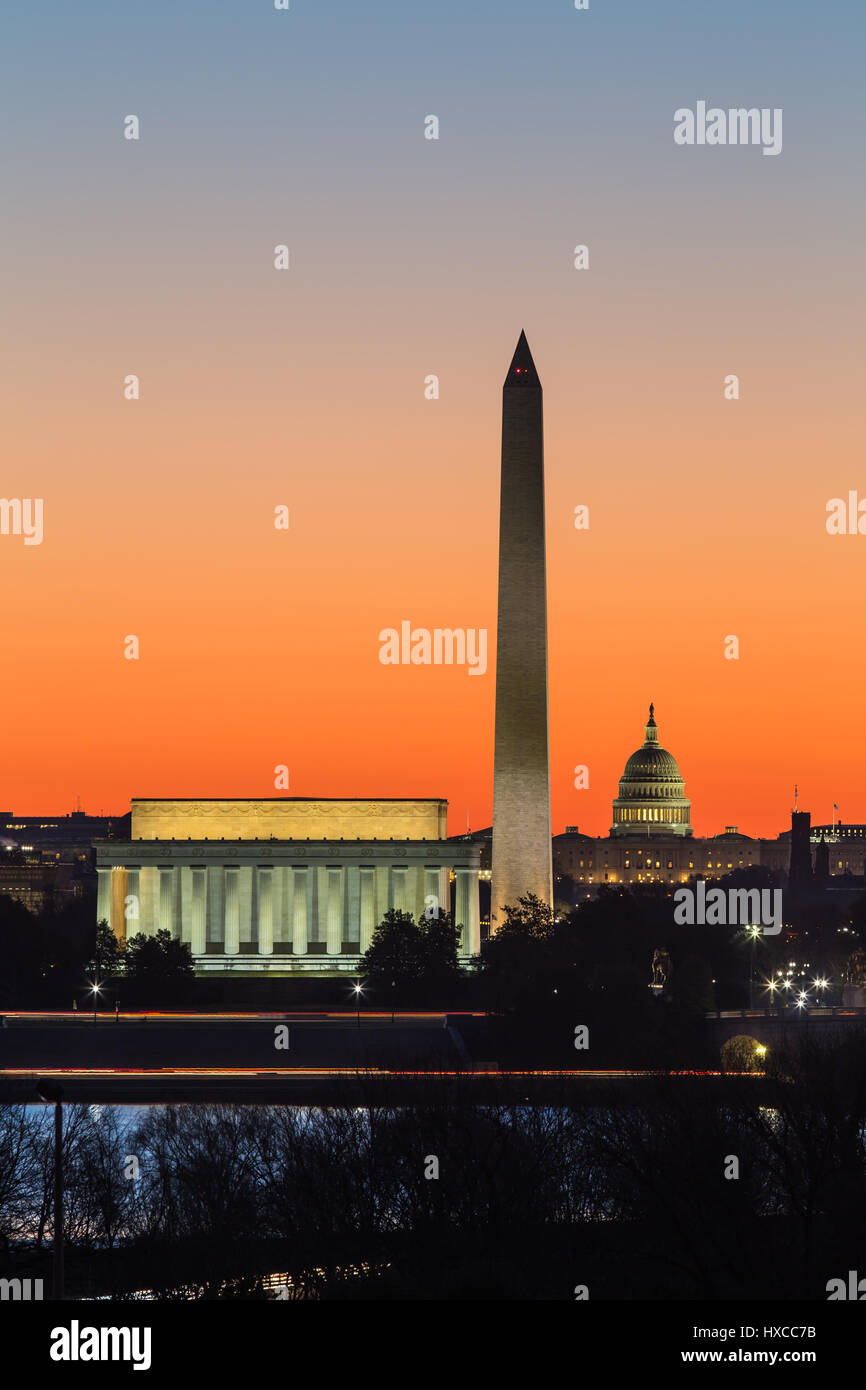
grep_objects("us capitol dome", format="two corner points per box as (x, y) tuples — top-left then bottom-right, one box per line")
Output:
(610, 704), (692, 838)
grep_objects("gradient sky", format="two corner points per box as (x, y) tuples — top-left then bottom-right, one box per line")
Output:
(2, 0), (864, 837)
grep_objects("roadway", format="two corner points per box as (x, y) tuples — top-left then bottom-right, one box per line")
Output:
(0, 1064), (747, 1104)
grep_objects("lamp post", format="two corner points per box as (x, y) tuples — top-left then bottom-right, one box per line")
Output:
(746, 925), (761, 1008)
(35, 1080), (64, 1301)
(353, 981), (364, 1029)
(91, 979), (101, 1025)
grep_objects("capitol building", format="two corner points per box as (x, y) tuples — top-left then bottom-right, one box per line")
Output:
(554, 705), (866, 893)
(610, 704), (692, 838)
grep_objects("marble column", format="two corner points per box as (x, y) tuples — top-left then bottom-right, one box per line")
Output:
(208, 866), (224, 950)
(439, 867), (450, 926)
(466, 869), (480, 954)
(326, 867), (343, 955)
(257, 867), (274, 956)
(455, 868), (480, 955)
(316, 866), (329, 947)
(111, 869), (129, 944)
(124, 869), (141, 942)
(96, 867), (112, 933)
(239, 866), (253, 950)
(346, 866), (361, 949)
(412, 865), (428, 922)
(140, 866), (158, 937)
(180, 868), (193, 945)
(359, 867), (376, 951)
(391, 866), (408, 913)
(273, 866), (287, 946)
(224, 868), (240, 956)
(191, 868), (207, 956)
(375, 864), (390, 920)
(424, 868), (442, 920)
(292, 867), (308, 955)
(158, 867), (175, 933)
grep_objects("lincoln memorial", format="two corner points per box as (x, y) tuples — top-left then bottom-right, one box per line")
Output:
(94, 798), (482, 976)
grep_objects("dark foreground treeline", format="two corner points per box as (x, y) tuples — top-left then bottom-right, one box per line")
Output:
(3, 1035), (866, 1300)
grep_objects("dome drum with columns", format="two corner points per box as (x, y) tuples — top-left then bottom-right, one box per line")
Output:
(611, 704), (692, 838)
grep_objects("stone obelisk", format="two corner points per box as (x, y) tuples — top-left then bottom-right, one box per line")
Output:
(490, 331), (553, 925)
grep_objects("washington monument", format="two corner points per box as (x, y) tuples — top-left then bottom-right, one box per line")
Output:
(490, 331), (553, 924)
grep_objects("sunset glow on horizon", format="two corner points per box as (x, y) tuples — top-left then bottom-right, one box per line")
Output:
(3, 0), (863, 840)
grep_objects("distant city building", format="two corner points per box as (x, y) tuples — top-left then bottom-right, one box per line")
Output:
(0, 861), (82, 913)
(0, 809), (129, 862)
(809, 824), (866, 843)
(809, 822), (866, 877)
(95, 799), (481, 977)
(555, 824), (792, 893)
(789, 809), (813, 882)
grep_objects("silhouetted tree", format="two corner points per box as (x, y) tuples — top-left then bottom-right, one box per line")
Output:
(361, 909), (461, 1002)
(86, 919), (124, 982)
(124, 929), (194, 1006)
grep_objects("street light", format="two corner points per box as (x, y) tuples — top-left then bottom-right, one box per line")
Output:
(35, 1080), (64, 1301)
(90, 979), (102, 1026)
(352, 981), (364, 1029)
(746, 925), (762, 1008)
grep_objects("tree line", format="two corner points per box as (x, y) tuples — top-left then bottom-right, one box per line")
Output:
(2, 1033), (866, 1299)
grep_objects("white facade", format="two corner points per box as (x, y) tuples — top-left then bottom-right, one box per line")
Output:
(95, 838), (482, 975)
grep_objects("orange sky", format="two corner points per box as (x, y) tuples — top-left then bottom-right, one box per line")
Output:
(3, 0), (863, 839)
(3, 316), (862, 839)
